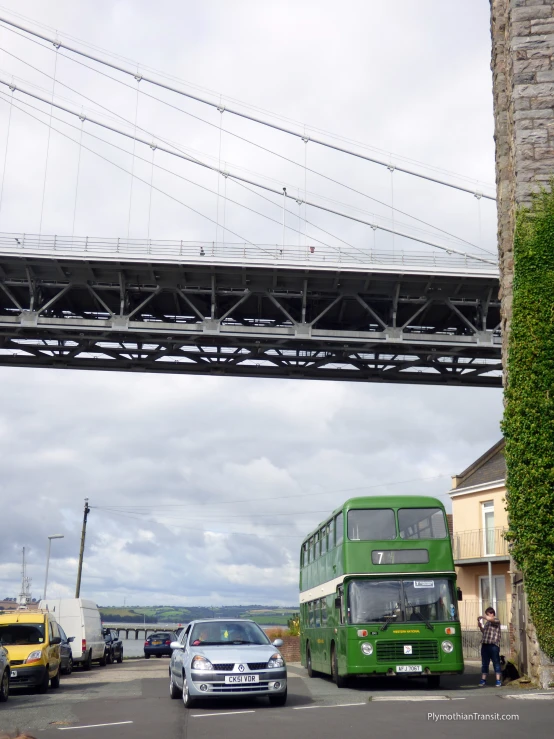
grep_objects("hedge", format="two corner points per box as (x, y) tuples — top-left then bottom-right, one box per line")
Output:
(502, 184), (554, 660)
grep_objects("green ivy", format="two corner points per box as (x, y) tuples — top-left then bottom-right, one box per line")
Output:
(502, 183), (554, 660)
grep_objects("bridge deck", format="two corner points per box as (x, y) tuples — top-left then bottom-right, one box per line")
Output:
(0, 235), (502, 386)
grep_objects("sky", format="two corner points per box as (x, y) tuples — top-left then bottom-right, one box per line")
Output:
(0, 0), (504, 608)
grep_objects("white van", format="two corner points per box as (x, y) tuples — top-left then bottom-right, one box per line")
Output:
(39, 598), (105, 669)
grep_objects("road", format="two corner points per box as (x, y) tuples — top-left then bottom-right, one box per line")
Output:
(1, 659), (552, 739)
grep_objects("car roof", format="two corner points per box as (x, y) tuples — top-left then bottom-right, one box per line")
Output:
(189, 619), (256, 626)
(0, 611), (53, 624)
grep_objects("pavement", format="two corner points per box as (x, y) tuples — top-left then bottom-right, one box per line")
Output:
(1, 658), (553, 738)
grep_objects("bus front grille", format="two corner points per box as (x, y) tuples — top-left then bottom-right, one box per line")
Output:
(376, 640), (439, 662)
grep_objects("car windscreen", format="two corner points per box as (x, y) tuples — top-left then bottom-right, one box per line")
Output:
(0, 623), (45, 645)
(189, 621), (270, 646)
(347, 509), (396, 540)
(148, 633), (171, 640)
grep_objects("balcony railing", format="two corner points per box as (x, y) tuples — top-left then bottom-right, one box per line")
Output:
(452, 527), (509, 560)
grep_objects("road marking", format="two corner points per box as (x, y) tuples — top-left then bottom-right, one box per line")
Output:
(503, 693), (554, 700)
(293, 702), (366, 710)
(192, 710), (256, 718)
(58, 722), (134, 731)
(372, 696), (450, 701)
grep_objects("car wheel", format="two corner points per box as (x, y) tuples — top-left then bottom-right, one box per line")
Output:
(145, 654), (150, 659)
(83, 650), (92, 671)
(331, 646), (346, 689)
(51, 667), (61, 689)
(182, 677), (197, 709)
(37, 667), (50, 694)
(268, 688), (287, 707)
(169, 670), (180, 699)
(0, 668), (9, 703)
(427, 675), (441, 689)
(106, 650), (113, 665)
(117, 648), (123, 664)
(66, 657), (73, 676)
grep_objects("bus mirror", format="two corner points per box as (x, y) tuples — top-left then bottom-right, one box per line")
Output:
(334, 597), (341, 610)
(457, 587), (463, 601)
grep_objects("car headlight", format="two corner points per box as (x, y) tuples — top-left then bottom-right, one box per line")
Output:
(191, 655), (213, 670)
(267, 653), (284, 668)
(25, 650), (43, 664)
(441, 640), (454, 654)
(360, 642), (373, 656)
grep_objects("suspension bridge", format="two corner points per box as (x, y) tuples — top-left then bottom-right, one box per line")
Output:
(0, 13), (501, 386)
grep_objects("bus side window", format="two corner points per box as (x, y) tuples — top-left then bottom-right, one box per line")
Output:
(320, 526), (327, 555)
(335, 513), (344, 546)
(329, 518), (335, 549)
(314, 532), (320, 559)
(321, 599), (328, 626)
(308, 537), (314, 563)
(315, 600), (321, 628)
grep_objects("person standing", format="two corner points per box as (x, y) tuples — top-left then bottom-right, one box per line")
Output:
(478, 606), (502, 687)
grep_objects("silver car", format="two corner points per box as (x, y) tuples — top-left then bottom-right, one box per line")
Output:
(169, 619), (287, 708)
(0, 645), (9, 703)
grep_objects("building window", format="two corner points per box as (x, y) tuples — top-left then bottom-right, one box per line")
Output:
(482, 501), (495, 555)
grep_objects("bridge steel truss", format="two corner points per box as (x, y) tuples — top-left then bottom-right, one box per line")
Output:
(0, 252), (502, 387)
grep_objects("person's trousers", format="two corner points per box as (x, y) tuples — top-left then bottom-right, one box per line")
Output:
(481, 643), (501, 674)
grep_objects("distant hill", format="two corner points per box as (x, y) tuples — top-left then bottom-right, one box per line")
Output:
(99, 605), (298, 626)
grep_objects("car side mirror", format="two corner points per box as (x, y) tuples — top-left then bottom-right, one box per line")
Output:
(170, 641), (183, 650)
(457, 587), (463, 601)
(51, 636), (61, 645)
(68, 636), (75, 643)
(272, 638), (283, 647)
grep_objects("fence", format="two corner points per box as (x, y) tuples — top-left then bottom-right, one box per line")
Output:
(453, 527), (509, 560)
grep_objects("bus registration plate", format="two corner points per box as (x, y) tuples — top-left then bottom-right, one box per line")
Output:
(225, 675), (260, 684)
(396, 665), (422, 673)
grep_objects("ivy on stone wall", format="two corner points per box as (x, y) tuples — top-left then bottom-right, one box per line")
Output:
(502, 183), (554, 661)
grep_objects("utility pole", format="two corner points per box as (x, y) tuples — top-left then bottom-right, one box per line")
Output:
(75, 498), (90, 598)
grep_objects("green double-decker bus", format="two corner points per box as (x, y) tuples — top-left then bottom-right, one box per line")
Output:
(299, 496), (463, 688)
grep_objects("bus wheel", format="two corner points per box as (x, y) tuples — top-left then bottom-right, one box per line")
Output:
(331, 646), (346, 689)
(306, 645), (316, 678)
(427, 675), (441, 689)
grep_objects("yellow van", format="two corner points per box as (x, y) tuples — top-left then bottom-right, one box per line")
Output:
(0, 611), (62, 693)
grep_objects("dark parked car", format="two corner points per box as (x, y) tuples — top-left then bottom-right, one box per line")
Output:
(144, 632), (176, 658)
(59, 625), (75, 675)
(102, 629), (123, 664)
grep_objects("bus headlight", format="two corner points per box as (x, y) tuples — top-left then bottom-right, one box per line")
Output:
(361, 642), (373, 656)
(441, 640), (454, 654)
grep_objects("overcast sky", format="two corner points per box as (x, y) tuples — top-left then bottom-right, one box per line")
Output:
(0, 0), (503, 608)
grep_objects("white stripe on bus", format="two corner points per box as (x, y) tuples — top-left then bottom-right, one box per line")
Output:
(299, 572), (455, 603)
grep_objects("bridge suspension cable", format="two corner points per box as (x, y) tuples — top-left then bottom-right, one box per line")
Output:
(0, 14), (496, 201)
(0, 36), (494, 255)
(0, 76), (497, 265)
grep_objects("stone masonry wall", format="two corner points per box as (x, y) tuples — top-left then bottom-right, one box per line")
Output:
(490, 0), (554, 689)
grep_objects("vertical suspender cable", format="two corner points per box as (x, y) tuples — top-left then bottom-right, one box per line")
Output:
(389, 164), (395, 254)
(38, 47), (58, 236)
(71, 115), (84, 238)
(222, 164), (227, 244)
(215, 106), (223, 244)
(0, 87), (14, 224)
(303, 135), (308, 247)
(147, 144), (155, 240)
(126, 76), (140, 242)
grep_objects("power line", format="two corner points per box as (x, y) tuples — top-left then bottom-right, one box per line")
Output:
(0, 13), (497, 201)
(91, 474), (450, 510)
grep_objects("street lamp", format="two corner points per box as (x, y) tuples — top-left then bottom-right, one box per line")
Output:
(43, 534), (64, 600)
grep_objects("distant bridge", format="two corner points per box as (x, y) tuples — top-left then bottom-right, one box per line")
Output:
(103, 622), (184, 639)
(0, 234), (501, 386)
